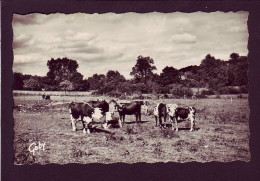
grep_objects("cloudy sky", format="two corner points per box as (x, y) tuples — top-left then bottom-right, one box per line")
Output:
(13, 12), (248, 79)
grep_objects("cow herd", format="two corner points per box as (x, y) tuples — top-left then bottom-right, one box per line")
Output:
(68, 99), (196, 134)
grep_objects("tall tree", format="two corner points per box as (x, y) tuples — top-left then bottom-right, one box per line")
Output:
(46, 57), (79, 84)
(130, 55), (157, 85)
(87, 74), (106, 90)
(160, 66), (180, 86)
(200, 54), (228, 89)
(13, 72), (25, 90)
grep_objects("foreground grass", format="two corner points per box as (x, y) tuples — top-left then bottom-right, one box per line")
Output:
(13, 95), (250, 164)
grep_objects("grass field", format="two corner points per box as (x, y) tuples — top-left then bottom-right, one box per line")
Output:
(13, 93), (250, 164)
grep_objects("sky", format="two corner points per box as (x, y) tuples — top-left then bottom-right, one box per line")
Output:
(12, 12), (248, 79)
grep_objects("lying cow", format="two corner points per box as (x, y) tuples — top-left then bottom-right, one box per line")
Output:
(115, 101), (143, 127)
(68, 102), (106, 134)
(153, 103), (167, 127)
(105, 111), (121, 127)
(172, 106), (196, 132)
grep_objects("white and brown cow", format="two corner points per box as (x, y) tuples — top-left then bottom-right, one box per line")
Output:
(68, 102), (106, 134)
(166, 103), (178, 125)
(153, 103), (167, 127)
(171, 106), (196, 132)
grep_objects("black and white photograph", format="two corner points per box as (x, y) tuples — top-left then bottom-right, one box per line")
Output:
(12, 12), (250, 164)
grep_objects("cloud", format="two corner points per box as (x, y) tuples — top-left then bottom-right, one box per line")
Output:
(226, 26), (247, 33)
(12, 12), (248, 79)
(13, 14), (39, 25)
(13, 34), (33, 49)
(170, 33), (197, 44)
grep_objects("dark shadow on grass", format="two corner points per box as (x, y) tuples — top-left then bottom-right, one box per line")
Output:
(90, 127), (115, 134)
(124, 121), (149, 124)
(174, 127), (200, 131)
(158, 123), (200, 131)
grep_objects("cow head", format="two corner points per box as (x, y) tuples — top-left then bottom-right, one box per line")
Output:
(105, 112), (114, 121)
(115, 104), (124, 112)
(188, 107), (196, 114)
(92, 108), (103, 120)
(153, 105), (159, 116)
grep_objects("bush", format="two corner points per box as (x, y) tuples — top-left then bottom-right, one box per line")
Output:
(240, 85), (249, 94)
(195, 92), (207, 99)
(218, 87), (241, 94)
(201, 89), (215, 95)
(170, 86), (193, 98)
(237, 94), (243, 99)
(107, 91), (124, 98)
(131, 93), (145, 100)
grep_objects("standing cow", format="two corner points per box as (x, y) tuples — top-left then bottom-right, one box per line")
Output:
(166, 103), (178, 128)
(68, 102), (105, 134)
(153, 103), (167, 127)
(115, 101), (143, 127)
(173, 106), (196, 132)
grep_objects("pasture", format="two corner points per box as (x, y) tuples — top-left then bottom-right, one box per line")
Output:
(13, 92), (250, 164)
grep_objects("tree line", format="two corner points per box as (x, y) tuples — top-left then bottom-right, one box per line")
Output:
(13, 53), (248, 98)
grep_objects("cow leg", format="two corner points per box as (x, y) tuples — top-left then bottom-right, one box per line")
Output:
(82, 116), (92, 134)
(159, 117), (162, 128)
(135, 113), (138, 123)
(175, 117), (179, 132)
(118, 114), (123, 128)
(139, 113), (142, 122)
(103, 120), (108, 130)
(70, 115), (77, 131)
(155, 116), (158, 127)
(123, 115), (126, 124)
(190, 116), (195, 132)
(163, 115), (167, 128)
(171, 116), (175, 131)
(118, 118), (123, 128)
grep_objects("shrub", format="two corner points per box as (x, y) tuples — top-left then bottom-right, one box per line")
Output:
(107, 91), (124, 98)
(240, 85), (249, 94)
(201, 89), (215, 95)
(237, 94), (243, 99)
(215, 93), (221, 99)
(170, 86), (193, 98)
(195, 93), (207, 99)
(218, 87), (241, 94)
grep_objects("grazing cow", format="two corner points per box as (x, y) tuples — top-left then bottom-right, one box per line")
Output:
(68, 102), (105, 134)
(115, 101), (143, 127)
(153, 103), (167, 127)
(173, 106), (196, 132)
(87, 100), (109, 114)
